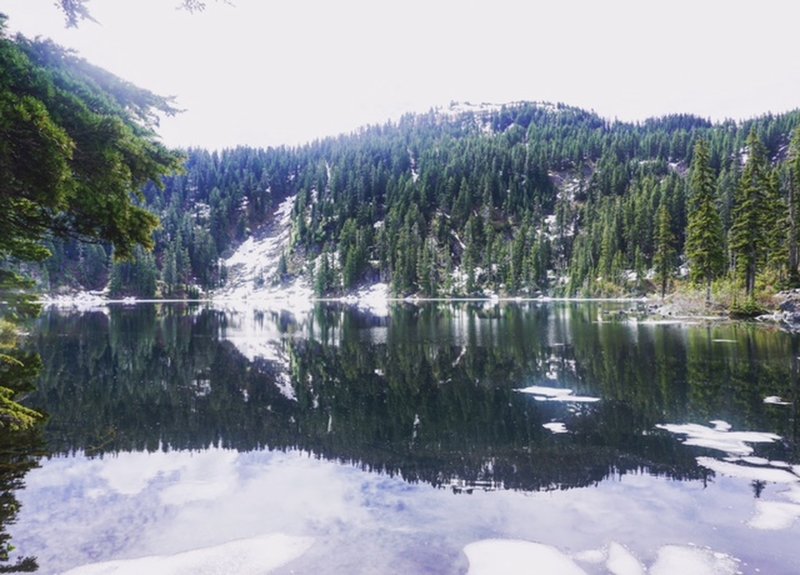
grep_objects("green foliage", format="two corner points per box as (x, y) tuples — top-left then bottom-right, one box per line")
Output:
(729, 298), (768, 319)
(653, 203), (676, 299)
(685, 139), (725, 294)
(729, 131), (773, 297)
(0, 20), (180, 433)
(26, 95), (800, 303)
(787, 126), (800, 285)
(109, 245), (157, 297)
(0, 21), (182, 264)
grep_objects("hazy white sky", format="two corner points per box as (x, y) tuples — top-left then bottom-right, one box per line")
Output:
(4, 0), (799, 149)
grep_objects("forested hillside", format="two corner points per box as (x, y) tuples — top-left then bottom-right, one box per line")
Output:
(39, 101), (800, 300)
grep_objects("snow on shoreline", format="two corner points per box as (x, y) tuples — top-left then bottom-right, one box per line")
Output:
(39, 290), (649, 308)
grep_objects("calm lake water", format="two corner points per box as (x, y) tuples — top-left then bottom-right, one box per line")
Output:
(8, 302), (800, 574)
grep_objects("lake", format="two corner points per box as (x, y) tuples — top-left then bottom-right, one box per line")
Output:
(7, 302), (800, 574)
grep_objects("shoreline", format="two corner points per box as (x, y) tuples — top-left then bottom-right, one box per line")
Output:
(33, 289), (800, 331)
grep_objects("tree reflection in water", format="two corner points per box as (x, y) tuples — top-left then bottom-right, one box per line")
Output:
(22, 303), (798, 498)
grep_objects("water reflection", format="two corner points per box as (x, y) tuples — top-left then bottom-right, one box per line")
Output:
(28, 303), (799, 492)
(10, 302), (800, 573)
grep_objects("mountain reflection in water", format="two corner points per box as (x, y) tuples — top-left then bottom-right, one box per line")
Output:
(7, 301), (800, 574)
(28, 302), (799, 492)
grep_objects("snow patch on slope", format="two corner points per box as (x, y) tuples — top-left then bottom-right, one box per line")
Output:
(214, 195), (313, 313)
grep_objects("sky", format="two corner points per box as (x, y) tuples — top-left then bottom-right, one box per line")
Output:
(3, 0), (800, 149)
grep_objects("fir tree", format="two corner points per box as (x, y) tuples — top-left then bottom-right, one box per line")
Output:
(730, 130), (771, 298)
(653, 203), (676, 299)
(685, 140), (725, 303)
(789, 126), (800, 284)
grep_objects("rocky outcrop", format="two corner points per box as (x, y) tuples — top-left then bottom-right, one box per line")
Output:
(761, 290), (800, 331)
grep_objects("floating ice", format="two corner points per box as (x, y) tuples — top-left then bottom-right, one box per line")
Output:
(783, 485), (800, 503)
(466, 540), (739, 575)
(709, 420), (731, 432)
(543, 422), (568, 434)
(749, 501), (800, 530)
(61, 533), (314, 575)
(516, 386), (600, 403)
(656, 423), (780, 456)
(464, 539), (586, 575)
(696, 457), (799, 483)
(573, 548), (606, 564)
(518, 385), (574, 398)
(606, 542), (645, 575)
(649, 545), (739, 575)
(763, 395), (792, 406)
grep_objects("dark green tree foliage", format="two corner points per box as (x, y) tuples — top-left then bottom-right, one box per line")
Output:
(35, 98), (800, 298)
(0, 427), (42, 572)
(29, 303), (800, 493)
(0, 21), (181, 264)
(109, 246), (157, 298)
(653, 203), (676, 299)
(730, 131), (772, 298)
(789, 127), (800, 285)
(686, 139), (725, 301)
(0, 19), (179, 428)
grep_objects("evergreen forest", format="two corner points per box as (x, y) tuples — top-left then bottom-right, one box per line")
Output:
(37, 102), (800, 303)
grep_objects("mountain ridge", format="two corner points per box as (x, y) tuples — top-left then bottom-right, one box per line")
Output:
(36, 100), (800, 301)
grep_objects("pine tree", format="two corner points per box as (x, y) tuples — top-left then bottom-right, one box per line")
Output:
(685, 140), (725, 303)
(653, 203), (676, 299)
(788, 126), (800, 285)
(764, 169), (789, 280)
(729, 130), (770, 298)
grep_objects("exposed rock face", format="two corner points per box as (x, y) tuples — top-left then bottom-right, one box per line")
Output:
(770, 290), (800, 330)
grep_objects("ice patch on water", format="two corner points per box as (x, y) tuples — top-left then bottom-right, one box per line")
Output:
(696, 457), (799, 483)
(749, 501), (800, 530)
(517, 385), (573, 398)
(606, 541), (645, 575)
(709, 420), (731, 432)
(463, 539), (586, 575)
(573, 548), (606, 564)
(649, 545), (739, 575)
(515, 386), (600, 403)
(656, 422), (780, 456)
(543, 422), (568, 434)
(783, 485), (800, 503)
(61, 533), (314, 575)
(465, 540), (739, 575)
(724, 456), (791, 469)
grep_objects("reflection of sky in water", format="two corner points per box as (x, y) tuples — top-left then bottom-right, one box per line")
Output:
(14, 447), (800, 574)
(17, 304), (800, 573)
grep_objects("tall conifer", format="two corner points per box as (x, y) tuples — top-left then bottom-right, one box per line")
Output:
(653, 203), (676, 299)
(685, 139), (725, 303)
(730, 130), (770, 298)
